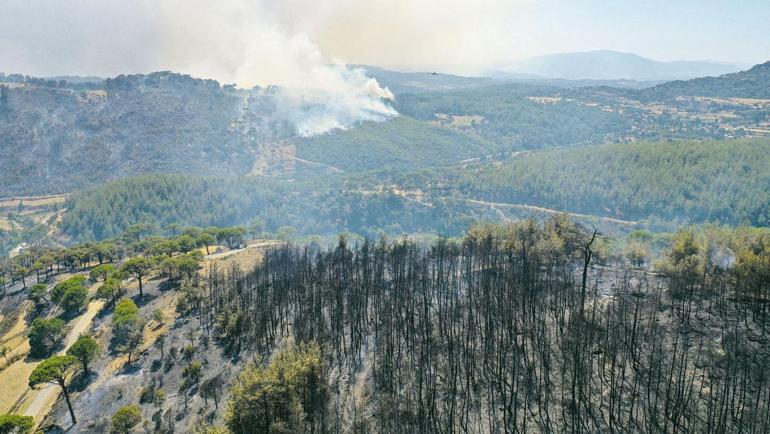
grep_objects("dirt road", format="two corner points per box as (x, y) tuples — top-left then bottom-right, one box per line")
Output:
(20, 299), (104, 421)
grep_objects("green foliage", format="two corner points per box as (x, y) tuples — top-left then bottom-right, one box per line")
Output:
(110, 404), (142, 434)
(295, 116), (492, 172)
(395, 85), (628, 149)
(181, 360), (203, 390)
(121, 257), (153, 280)
(215, 227), (246, 249)
(59, 174), (477, 241)
(159, 253), (201, 282)
(644, 61), (770, 100)
(28, 355), (78, 387)
(59, 284), (88, 314)
(28, 317), (66, 357)
(51, 275), (86, 304)
(89, 264), (115, 282)
(27, 283), (49, 306)
(113, 298), (139, 336)
(194, 424), (228, 434)
(153, 389), (166, 408)
(96, 278), (125, 305)
(112, 298), (144, 363)
(452, 138), (770, 226)
(66, 335), (100, 374)
(225, 342), (325, 434)
(0, 414), (34, 434)
(152, 309), (165, 325)
(121, 257), (154, 297)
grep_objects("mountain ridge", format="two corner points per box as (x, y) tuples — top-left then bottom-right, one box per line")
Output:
(496, 49), (745, 81)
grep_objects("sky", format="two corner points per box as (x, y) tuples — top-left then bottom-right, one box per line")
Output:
(1, 0), (769, 84)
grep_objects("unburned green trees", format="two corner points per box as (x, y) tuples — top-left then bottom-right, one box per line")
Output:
(28, 317), (66, 357)
(112, 298), (144, 364)
(225, 342), (324, 434)
(121, 257), (154, 298)
(29, 355), (79, 425)
(110, 404), (142, 434)
(67, 335), (100, 374)
(0, 414), (34, 433)
(89, 264), (115, 282)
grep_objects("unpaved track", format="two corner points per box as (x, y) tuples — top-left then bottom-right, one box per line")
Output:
(21, 299), (104, 421)
(466, 198), (638, 226)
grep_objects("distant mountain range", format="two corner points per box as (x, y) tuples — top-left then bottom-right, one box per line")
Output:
(493, 50), (746, 81)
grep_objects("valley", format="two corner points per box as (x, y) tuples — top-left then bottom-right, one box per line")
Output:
(1, 44), (769, 434)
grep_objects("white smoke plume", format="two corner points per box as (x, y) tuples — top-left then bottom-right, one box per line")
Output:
(147, 0), (396, 136)
(270, 66), (396, 137)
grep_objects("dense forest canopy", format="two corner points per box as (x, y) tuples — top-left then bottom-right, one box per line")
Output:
(450, 138), (770, 226)
(55, 137), (770, 245)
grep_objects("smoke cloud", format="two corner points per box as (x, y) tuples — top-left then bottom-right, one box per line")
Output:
(2, 0), (400, 136)
(148, 0), (398, 136)
(2, 0), (765, 135)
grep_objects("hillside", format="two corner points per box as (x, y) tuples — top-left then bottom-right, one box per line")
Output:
(642, 60), (770, 99)
(58, 174), (490, 241)
(2, 221), (769, 432)
(0, 72), (255, 196)
(50, 138), (770, 247)
(3, 63), (770, 197)
(294, 116), (493, 172)
(394, 84), (629, 148)
(357, 138), (770, 228)
(359, 65), (497, 95)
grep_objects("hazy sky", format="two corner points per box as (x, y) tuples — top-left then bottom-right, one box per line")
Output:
(1, 0), (768, 83)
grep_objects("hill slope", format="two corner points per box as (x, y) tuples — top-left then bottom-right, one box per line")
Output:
(643, 60), (770, 99)
(294, 116), (493, 172)
(0, 72), (255, 196)
(446, 138), (770, 226)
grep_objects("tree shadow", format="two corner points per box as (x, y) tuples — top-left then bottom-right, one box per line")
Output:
(69, 370), (98, 392)
(158, 280), (178, 292)
(132, 292), (158, 308)
(119, 360), (142, 375)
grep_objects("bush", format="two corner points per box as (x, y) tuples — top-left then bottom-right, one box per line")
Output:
(0, 414), (34, 433)
(110, 404), (142, 434)
(225, 342), (324, 434)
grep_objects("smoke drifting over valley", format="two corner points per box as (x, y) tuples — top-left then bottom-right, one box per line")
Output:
(2, 0), (399, 135)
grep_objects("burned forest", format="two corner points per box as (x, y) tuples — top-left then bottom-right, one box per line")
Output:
(196, 219), (770, 433)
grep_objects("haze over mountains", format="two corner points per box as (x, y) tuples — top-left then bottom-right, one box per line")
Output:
(2, 4), (770, 430)
(2, 56), (770, 197)
(494, 50), (745, 81)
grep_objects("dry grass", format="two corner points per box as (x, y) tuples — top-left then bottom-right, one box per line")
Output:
(0, 303), (36, 413)
(0, 194), (67, 210)
(203, 241), (281, 275)
(0, 217), (13, 231)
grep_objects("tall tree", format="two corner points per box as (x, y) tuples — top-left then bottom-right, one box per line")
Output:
(28, 355), (79, 425)
(121, 257), (153, 298)
(67, 335), (100, 375)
